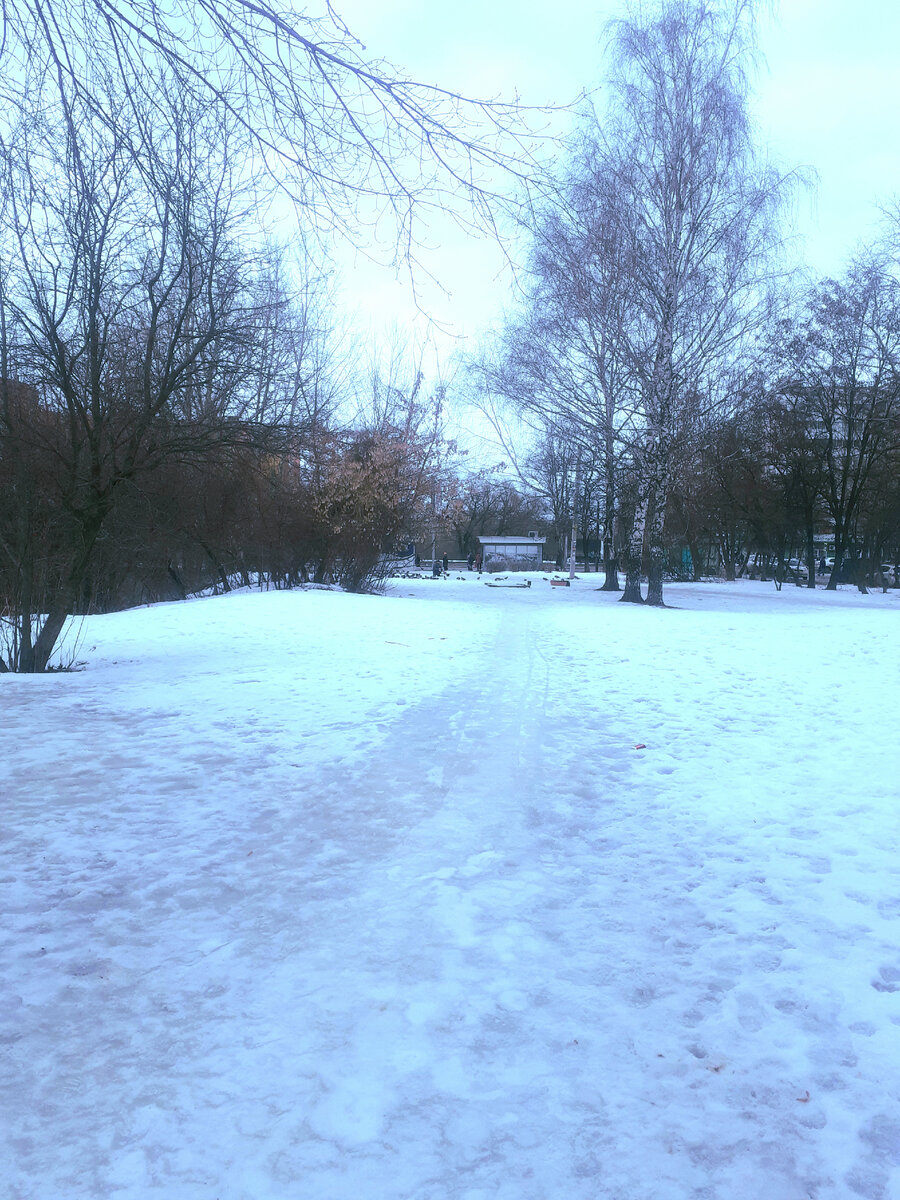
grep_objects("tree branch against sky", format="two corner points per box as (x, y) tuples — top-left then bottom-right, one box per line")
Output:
(285, 0), (900, 349)
(0, 0), (551, 274)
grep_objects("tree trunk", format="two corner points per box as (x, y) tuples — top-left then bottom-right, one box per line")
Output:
(646, 559), (664, 605)
(600, 487), (620, 590)
(21, 513), (107, 672)
(620, 496), (646, 604)
(826, 525), (848, 591)
(600, 547), (620, 591)
(167, 562), (188, 600)
(29, 601), (72, 673)
(197, 537), (232, 593)
(644, 477), (667, 607)
(688, 536), (703, 583)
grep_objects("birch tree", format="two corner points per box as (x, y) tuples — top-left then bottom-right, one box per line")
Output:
(478, 0), (793, 603)
(473, 150), (634, 588)
(600, 0), (794, 604)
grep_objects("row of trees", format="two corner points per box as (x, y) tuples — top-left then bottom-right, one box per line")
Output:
(0, 99), (462, 667)
(493, 258), (900, 591)
(679, 265), (900, 586)
(476, 0), (900, 602)
(519, 338), (900, 586)
(0, 32), (521, 668)
(478, 0), (791, 604)
(0, 68), (547, 672)
(0, 0), (550, 670)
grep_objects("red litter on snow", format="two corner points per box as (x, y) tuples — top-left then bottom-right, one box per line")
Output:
(633, 744), (647, 750)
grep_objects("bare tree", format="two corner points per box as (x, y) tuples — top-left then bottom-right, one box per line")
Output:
(774, 258), (900, 591)
(475, 0), (795, 604)
(0, 85), (291, 670)
(594, 0), (796, 605)
(482, 154), (634, 587)
(758, 388), (829, 589)
(446, 470), (547, 559)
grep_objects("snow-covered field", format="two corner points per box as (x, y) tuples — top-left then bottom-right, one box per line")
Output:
(2, 575), (899, 1200)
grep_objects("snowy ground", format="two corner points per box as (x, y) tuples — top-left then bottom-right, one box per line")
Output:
(1, 575), (899, 1200)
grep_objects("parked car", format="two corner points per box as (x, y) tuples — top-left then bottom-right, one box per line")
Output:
(784, 558), (811, 580)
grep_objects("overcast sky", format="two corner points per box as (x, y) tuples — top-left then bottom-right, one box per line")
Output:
(329, 0), (900, 353)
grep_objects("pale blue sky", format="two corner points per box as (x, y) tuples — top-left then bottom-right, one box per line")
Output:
(331, 0), (900, 347)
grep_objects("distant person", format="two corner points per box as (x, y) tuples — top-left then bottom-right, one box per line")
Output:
(467, 552), (475, 570)
(475, 552), (482, 571)
(432, 558), (441, 578)
(442, 554), (449, 573)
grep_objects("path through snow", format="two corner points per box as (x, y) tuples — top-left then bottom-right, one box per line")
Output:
(1, 579), (899, 1198)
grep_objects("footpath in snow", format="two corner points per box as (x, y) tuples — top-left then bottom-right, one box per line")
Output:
(1, 576), (899, 1199)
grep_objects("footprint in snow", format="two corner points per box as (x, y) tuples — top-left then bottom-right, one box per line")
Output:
(872, 966), (900, 993)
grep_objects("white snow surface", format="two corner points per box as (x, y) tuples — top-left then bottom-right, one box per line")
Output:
(2, 576), (899, 1199)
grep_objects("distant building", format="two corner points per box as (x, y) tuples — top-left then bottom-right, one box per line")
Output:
(477, 533), (546, 571)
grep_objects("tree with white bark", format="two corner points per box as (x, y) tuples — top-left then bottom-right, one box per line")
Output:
(600, 0), (795, 605)
(484, 149), (634, 588)
(475, 0), (795, 605)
